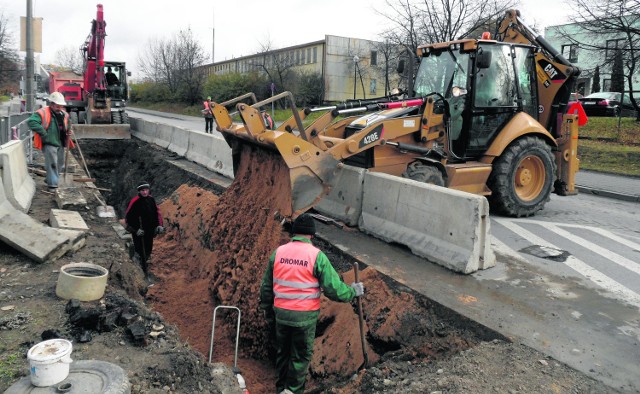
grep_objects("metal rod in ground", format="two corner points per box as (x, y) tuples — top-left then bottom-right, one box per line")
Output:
(353, 262), (369, 369)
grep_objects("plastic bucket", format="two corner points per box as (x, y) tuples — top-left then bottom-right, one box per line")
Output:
(27, 339), (73, 387)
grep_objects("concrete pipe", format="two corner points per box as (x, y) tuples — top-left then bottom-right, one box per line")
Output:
(56, 263), (109, 301)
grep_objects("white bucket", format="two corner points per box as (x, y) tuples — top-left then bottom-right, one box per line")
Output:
(27, 339), (73, 387)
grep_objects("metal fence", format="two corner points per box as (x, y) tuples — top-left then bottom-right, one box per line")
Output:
(1, 113), (34, 163)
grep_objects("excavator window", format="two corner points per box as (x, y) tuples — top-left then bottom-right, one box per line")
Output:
(466, 43), (538, 156)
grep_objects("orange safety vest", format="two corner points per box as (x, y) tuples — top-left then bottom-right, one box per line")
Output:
(273, 241), (321, 311)
(33, 107), (74, 150)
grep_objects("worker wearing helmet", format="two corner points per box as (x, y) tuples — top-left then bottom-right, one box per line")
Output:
(27, 92), (72, 191)
(202, 96), (213, 133)
(125, 181), (164, 274)
(259, 214), (364, 394)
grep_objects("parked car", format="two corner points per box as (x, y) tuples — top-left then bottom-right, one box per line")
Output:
(569, 92), (583, 103)
(578, 92), (635, 117)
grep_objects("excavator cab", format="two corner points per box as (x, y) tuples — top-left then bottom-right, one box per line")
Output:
(413, 41), (540, 160)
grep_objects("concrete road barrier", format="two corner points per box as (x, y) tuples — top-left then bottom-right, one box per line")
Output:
(73, 124), (131, 139)
(315, 165), (365, 226)
(167, 127), (190, 156)
(359, 172), (495, 274)
(185, 132), (234, 179)
(0, 177), (84, 263)
(0, 140), (35, 212)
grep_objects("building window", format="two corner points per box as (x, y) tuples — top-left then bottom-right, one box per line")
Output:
(307, 48), (311, 64)
(606, 39), (625, 59)
(296, 50), (300, 65)
(603, 78), (612, 91)
(561, 44), (578, 62)
(370, 79), (377, 94)
(313, 47), (317, 63)
(371, 50), (378, 66)
(301, 49), (306, 64)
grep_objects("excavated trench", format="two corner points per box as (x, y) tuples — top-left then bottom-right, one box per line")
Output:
(80, 138), (504, 393)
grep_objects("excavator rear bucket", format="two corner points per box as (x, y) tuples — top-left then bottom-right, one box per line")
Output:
(213, 95), (343, 218)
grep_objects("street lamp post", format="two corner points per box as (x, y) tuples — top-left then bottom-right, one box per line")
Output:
(353, 55), (359, 99)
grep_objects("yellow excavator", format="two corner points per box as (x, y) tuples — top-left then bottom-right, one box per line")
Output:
(212, 10), (580, 218)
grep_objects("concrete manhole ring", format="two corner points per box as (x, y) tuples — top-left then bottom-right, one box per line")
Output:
(55, 262), (109, 302)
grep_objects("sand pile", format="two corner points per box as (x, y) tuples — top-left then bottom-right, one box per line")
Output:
(145, 144), (475, 390)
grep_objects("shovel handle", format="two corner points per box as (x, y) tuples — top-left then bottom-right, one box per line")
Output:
(353, 262), (369, 369)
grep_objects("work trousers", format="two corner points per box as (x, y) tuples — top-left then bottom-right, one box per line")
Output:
(275, 320), (317, 394)
(133, 232), (154, 272)
(205, 117), (213, 133)
(43, 145), (64, 188)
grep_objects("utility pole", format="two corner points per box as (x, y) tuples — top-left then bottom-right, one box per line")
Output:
(211, 7), (215, 63)
(25, 0), (34, 112)
(353, 55), (359, 99)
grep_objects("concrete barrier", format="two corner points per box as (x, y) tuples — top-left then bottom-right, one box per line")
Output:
(185, 132), (234, 178)
(0, 174), (84, 263)
(0, 140), (35, 212)
(130, 119), (158, 146)
(167, 126), (190, 156)
(315, 165), (365, 226)
(73, 124), (131, 139)
(156, 123), (175, 149)
(359, 172), (495, 274)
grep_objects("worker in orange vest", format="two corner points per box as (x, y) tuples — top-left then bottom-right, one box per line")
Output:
(27, 92), (73, 191)
(202, 96), (214, 133)
(260, 214), (364, 394)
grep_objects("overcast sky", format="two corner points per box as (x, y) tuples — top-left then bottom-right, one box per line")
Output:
(1, 0), (571, 80)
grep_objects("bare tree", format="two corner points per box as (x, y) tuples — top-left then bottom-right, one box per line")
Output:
(371, 40), (402, 95)
(54, 45), (83, 73)
(252, 39), (298, 100)
(378, 0), (516, 51)
(0, 11), (20, 94)
(173, 28), (208, 104)
(137, 28), (207, 103)
(558, 0), (640, 118)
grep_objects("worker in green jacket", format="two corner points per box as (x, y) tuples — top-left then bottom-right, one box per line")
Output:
(27, 92), (72, 191)
(260, 214), (364, 394)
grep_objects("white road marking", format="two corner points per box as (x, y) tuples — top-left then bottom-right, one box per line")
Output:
(544, 223), (640, 276)
(494, 218), (640, 309)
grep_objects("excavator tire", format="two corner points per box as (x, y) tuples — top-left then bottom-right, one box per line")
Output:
(112, 112), (122, 124)
(402, 161), (445, 186)
(122, 112), (129, 124)
(70, 111), (79, 125)
(488, 136), (555, 217)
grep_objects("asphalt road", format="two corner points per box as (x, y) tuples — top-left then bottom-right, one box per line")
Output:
(128, 107), (640, 392)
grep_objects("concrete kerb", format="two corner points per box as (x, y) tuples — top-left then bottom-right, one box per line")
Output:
(315, 165), (365, 226)
(358, 172), (495, 274)
(185, 131), (234, 179)
(0, 139), (35, 212)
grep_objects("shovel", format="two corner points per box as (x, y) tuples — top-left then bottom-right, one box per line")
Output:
(353, 262), (369, 370)
(57, 135), (75, 189)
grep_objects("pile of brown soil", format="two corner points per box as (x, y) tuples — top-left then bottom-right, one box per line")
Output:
(144, 145), (482, 392)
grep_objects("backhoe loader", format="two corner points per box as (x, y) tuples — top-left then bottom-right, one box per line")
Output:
(212, 10), (581, 218)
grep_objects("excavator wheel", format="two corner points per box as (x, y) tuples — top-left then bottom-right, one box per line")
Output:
(488, 136), (555, 217)
(111, 112), (122, 124)
(70, 112), (79, 125)
(402, 161), (445, 186)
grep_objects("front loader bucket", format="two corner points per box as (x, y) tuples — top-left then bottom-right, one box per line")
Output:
(212, 91), (344, 217)
(222, 131), (343, 218)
